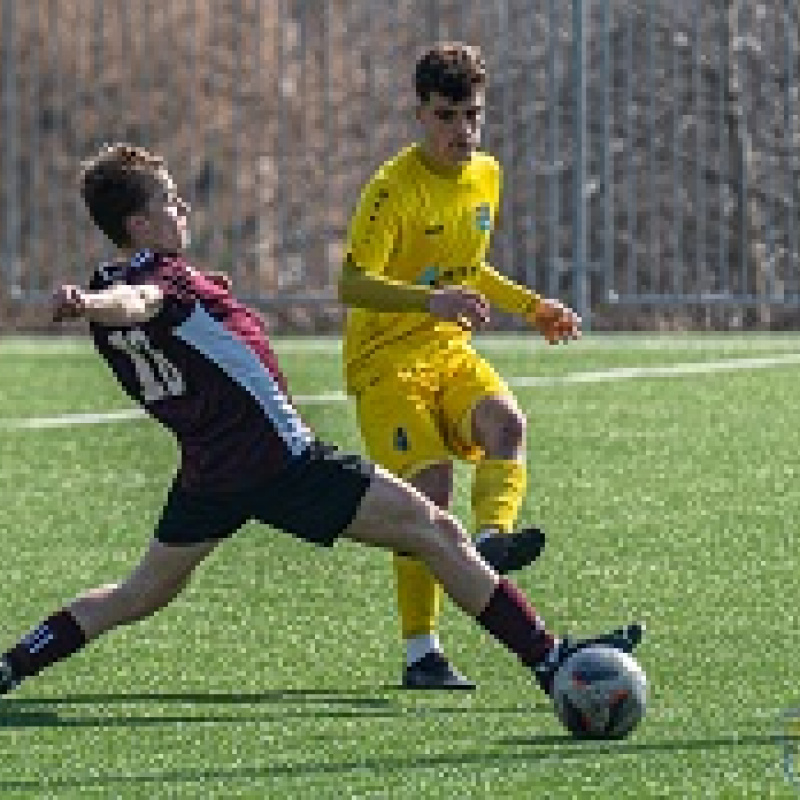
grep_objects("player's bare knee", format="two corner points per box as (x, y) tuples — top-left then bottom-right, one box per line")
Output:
(474, 395), (526, 453)
(505, 406), (526, 445)
(492, 405), (526, 452)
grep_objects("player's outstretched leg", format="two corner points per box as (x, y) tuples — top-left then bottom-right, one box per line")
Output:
(0, 538), (218, 695)
(342, 466), (644, 695)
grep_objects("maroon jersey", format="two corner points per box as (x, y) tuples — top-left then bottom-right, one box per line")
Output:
(89, 249), (313, 491)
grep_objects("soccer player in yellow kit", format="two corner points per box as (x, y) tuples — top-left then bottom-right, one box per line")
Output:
(339, 43), (582, 689)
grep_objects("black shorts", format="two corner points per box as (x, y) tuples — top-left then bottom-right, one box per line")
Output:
(154, 442), (376, 546)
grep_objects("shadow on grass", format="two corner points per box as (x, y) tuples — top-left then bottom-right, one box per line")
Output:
(0, 691), (400, 730)
(0, 690), (549, 731)
(502, 732), (796, 753)
(6, 689), (393, 707)
(5, 689), (551, 712)
(0, 732), (793, 792)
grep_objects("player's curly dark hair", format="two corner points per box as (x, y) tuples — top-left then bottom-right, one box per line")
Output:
(80, 143), (167, 247)
(414, 42), (486, 103)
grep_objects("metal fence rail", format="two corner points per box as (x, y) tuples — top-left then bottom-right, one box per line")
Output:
(1, 0), (798, 330)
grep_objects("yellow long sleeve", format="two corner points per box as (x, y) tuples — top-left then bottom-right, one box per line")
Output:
(475, 262), (541, 316)
(338, 255), (432, 313)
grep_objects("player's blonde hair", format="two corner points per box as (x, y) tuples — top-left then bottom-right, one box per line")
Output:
(415, 42), (486, 103)
(80, 143), (169, 247)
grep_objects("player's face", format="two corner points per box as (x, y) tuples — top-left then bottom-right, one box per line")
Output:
(128, 172), (191, 253)
(417, 90), (485, 167)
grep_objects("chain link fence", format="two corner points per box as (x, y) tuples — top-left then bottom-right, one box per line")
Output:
(1, 0), (798, 331)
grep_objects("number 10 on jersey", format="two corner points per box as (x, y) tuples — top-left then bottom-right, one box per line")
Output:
(107, 329), (185, 404)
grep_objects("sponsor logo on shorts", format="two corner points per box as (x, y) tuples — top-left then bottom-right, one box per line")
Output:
(394, 427), (410, 452)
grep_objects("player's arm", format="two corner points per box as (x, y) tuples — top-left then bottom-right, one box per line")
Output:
(338, 176), (488, 326)
(52, 282), (164, 326)
(477, 262), (580, 344)
(341, 255), (489, 327)
(338, 174), (422, 310)
(339, 255), (430, 312)
(476, 161), (577, 342)
(341, 257), (489, 327)
(475, 261), (541, 316)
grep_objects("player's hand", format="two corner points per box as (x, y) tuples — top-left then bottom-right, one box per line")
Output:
(52, 284), (86, 322)
(205, 271), (232, 291)
(428, 286), (490, 331)
(528, 298), (581, 344)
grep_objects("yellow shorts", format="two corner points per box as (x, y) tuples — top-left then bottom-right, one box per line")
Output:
(354, 342), (511, 478)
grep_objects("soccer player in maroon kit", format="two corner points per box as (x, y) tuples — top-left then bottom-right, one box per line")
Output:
(0, 144), (643, 702)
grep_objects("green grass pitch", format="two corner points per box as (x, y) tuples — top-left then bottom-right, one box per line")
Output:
(0, 333), (798, 798)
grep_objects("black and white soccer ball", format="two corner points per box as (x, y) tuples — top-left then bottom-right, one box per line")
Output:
(552, 645), (647, 739)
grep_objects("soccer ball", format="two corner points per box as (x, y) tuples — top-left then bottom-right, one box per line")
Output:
(551, 645), (647, 739)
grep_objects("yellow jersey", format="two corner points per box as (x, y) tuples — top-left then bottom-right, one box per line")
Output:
(343, 144), (501, 394)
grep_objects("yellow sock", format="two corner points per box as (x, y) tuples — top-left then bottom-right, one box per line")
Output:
(472, 458), (527, 535)
(394, 553), (441, 640)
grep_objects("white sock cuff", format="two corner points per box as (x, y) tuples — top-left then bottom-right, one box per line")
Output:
(405, 633), (442, 666)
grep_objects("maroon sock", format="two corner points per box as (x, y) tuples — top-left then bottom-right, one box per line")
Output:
(5, 610), (88, 680)
(477, 578), (556, 669)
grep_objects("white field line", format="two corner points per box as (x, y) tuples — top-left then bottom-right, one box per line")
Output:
(2, 352), (800, 430)
(1, 408), (147, 429)
(509, 352), (800, 386)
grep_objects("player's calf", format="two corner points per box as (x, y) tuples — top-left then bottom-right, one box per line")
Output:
(0, 540), (212, 695)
